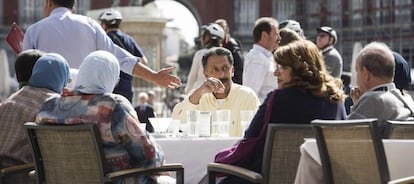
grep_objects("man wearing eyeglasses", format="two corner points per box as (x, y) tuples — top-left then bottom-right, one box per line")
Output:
(316, 26), (343, 78)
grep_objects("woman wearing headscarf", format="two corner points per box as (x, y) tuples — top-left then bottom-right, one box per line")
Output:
(36, 50), (164, 184)
(218, 40), (346, 184)
(0, 53), (69, 183)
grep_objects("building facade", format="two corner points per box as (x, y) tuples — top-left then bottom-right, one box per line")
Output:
(1, 0), (414, 72)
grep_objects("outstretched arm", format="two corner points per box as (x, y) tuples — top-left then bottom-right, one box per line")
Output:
(133, 62), (181, 89)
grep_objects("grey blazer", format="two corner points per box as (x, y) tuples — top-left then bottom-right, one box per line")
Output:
(348, 84), (414, 126)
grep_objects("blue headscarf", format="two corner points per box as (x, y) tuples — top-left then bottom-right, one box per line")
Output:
(28, 53), (70, 94)
(74, 50), (120, 94)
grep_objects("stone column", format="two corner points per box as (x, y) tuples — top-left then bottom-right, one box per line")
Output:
(88, 6), (169, 107)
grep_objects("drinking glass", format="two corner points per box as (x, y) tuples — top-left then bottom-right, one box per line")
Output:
(186, 110), (200, 137)
(212, 110), (231, 137)
(198, 111), (211, 137)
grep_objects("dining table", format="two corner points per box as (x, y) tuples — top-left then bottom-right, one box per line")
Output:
(155, 136), (240, 184)
(294, 139), (414, 184)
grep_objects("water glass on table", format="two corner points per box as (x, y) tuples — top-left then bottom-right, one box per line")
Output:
(212, 110), (231, 137)
(198, 111), (211, 137)
(186, 110), (200, 137)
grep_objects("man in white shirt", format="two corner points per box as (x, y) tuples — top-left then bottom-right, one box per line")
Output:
(243, 17), (280, 102)
(23, 0), (180, 89)
(172, 47), (260, 137)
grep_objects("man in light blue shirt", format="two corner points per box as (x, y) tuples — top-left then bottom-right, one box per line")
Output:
(23, 0), (180, 89)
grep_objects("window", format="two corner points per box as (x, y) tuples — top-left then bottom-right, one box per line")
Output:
(74, 0), (90, 15)
(273, 0), (296, 21)
(327, 0), (342, 27)
(19, 0), (44, 27)
(233, 0), (259, 36)
(395, 0), (411, 25)
(18, 0), (90, 27)
(350, 0), (363, 28)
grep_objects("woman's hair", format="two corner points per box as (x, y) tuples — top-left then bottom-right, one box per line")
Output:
(200, 30), (223, 48)
(274, 40), (345, 102)
(279, 28), (302, 46)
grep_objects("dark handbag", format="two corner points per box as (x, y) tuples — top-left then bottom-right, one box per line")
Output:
(214, 91), (276, 168)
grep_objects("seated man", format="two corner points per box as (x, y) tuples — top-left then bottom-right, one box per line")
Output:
(134, 92), (155, 133)
(36, 50), (165, 184)
(172, 47), (260, 137)
(0, 51), (69, 183)
(349, 42), (414, 136)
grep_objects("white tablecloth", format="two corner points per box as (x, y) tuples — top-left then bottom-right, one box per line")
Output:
(294, 139), (414, 184)
(156, 137), (239, 184)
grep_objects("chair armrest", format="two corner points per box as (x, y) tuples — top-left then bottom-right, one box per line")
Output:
(107, 163), (184, 183)
(0, 163), (35, 176)
(207, 163), (262, 183)
(388, 176), (414, 184)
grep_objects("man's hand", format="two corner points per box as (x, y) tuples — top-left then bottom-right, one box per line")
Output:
(350, 87), (362, 104)
(189, 77), (224, 104)
(133, 62), (181, 89)
(200, 77), (225, 94)
(153, 67), (181, 88)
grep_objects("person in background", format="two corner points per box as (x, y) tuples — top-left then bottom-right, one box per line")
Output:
(99, 9), (148, 102)
(316, 26), (343, 78)
(348, 42), (414, 136)
(35, 50), (166, 184)
(392, 51), (412, 94)
(243, 17), (280, 103)
(23, 0), (180, 90)
(0, 53), (70, 184)
(65, 68), (79, 90)
(278, 19), (305, 38)
(147, 90), (155, 107)
(215, 19), (244, 85)
(135, 92), (156, 133)
(185, 23), (225, 94)
(279, 28), (302, 46)
(219, 40), (346, 184)
(14, 49), (45, 88)
(173, 47), (260, 137)
(341, 72), (353, 114)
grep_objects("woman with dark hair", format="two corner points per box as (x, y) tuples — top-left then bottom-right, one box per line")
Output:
(219, 40), (346, 184)
(279, 27), (302, 46)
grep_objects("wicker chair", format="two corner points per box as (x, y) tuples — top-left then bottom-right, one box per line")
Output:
(312, 119), (389, 184)
(207, 124), (314, 184)
(24, 122), (184, 184)
(386, 120), (414, 139)
(0, 163), (35, 184)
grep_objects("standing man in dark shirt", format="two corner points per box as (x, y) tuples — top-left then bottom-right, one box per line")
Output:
(99, 9), (148, 102)
(215, 19), (244, 85)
